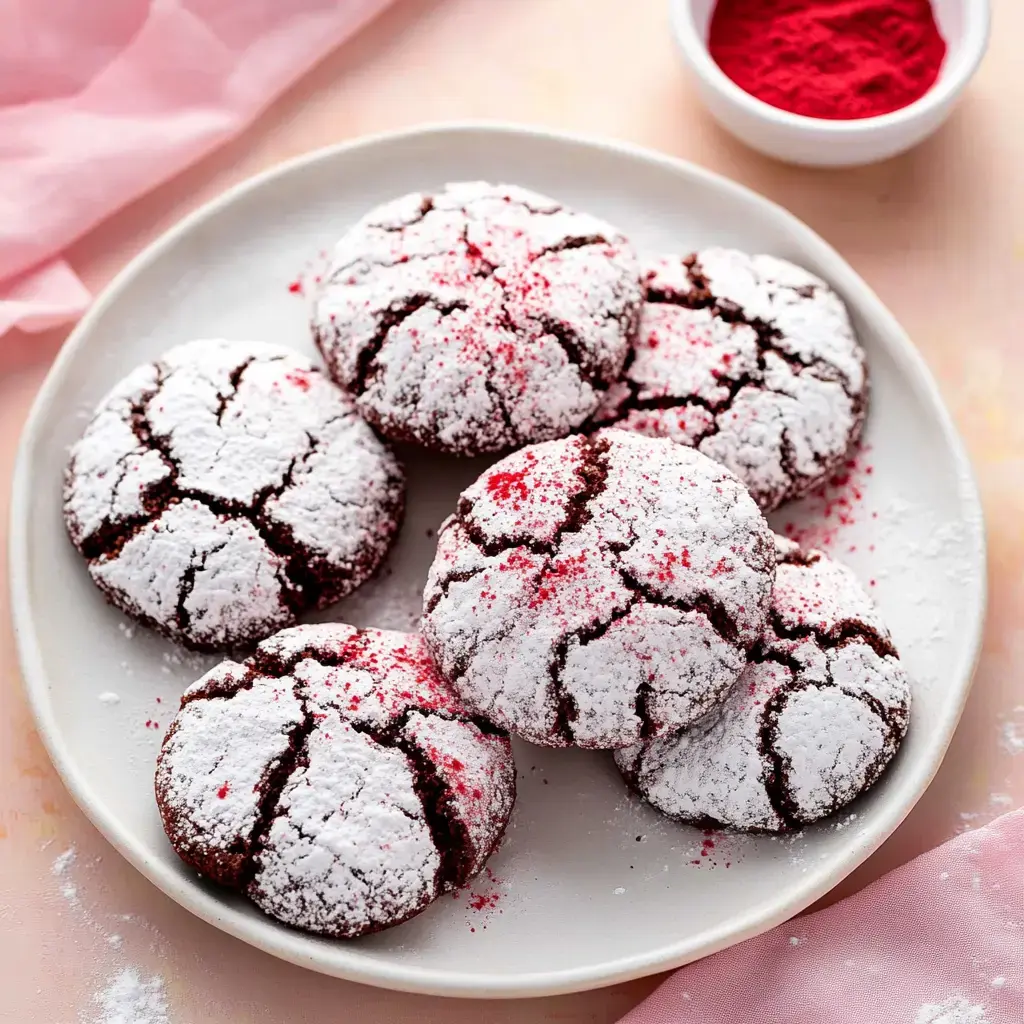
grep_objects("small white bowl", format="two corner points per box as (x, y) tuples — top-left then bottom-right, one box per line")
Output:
(669, 0), (990, 167)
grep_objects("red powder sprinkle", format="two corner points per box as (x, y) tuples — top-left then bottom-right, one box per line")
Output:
(468, 892), (501, 912)
(780, 446), (874, 550)
(285, 371), (311, 392)
(708, 0), (946, 121)
(486, 468), (531, 503)
(287, 279), (303, 295)
(217, 782), (230, 799)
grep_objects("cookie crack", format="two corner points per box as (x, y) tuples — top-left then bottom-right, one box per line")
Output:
(645, 255), (860, 396)
(371, 196), (435, 232)
(529, 233), (612, 260)
(424, 566), (489, 615)
(768, 613), (897, 660)
(534, 314), (602, 386)
(548, 596), (645, 742)
(216, 356), (257, 426)
(347, 710), (475, 891)
(617, 566), (740, 646)
(237, 683), (317, 890)
(175, 540), (229, 634)
(353, 294), (469, 396)
(759, 666), (903, 830)
(453, 435), (611, 558)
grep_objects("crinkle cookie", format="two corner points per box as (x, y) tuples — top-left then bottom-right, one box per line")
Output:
(312, 181), (642, 456)
(64, 339), (404, 651)
(156, 624), (516, 938)
(595, 249), (867, 512)
(615, 537), (911, 832)
(422, 429), (775, 749)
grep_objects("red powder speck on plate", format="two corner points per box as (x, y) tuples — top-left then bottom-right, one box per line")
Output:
(778, 445), (874, 550)
(217, 782), (230, 799)
(287, 279), (303, 295)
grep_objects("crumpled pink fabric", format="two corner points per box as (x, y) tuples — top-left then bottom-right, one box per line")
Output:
(620, 809), (1022, 1023)
(0, 0), (395, 336)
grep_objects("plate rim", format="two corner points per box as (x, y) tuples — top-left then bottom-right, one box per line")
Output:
(9, 120), (987, 998)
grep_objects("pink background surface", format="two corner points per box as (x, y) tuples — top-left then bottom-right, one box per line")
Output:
(1, 1), (1021, 1020)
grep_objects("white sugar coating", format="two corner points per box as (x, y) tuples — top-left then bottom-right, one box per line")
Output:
(312, 181), (642, 456)
(600, 251), (866, 512)
(648, 248), (864, 391)
(422, 430), (775, 749)
(616, 539), (911, 831)
(92, 967), (169, 1024)
(92, 499), (293, 648)
(252, 719), (439, 936)
(156, 624), (516, 938)
(771, 534), (890, 638)
(403, 710), (516, 876)
(64, 339), (404, 650)
(157, 661), (303, 876)
(915, 998), (991, 1024)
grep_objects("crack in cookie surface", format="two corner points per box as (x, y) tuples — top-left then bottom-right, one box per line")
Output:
(312, 181), (643, 456)
(615, 536), (911, 832)
(422, 430), (775, 749)
(155, 625), (516, 939)
(63, 339), (405, 651)
(595, 248), (868, 512)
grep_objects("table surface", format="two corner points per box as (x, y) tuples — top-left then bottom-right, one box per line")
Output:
(2, 1), (1022, 1020)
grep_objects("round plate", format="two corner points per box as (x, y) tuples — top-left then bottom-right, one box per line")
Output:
(10, 124), (985, 998)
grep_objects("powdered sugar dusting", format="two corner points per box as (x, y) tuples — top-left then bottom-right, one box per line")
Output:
(313, 181), (642, 456)
(157, 624), (515, 938)
(617, 538), (911, 831)
(90, 968), (168, 1024)
(48, 842), (171, 1022)
(423, 430), (775, 748)
(64, 339), (404, 650)
(914, 997), (990, 1023)
(1000, 708), (1024, 755)
(599, 250), (866, 512)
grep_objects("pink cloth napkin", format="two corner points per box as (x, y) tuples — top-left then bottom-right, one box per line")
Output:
(621, 810), (1023, 1024)
(0, 0), (395, 337)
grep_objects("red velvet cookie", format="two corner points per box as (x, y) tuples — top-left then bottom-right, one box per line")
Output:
(596, 249), (867, 512)
(63, 340), (404, 651)
(156, 624), (516, 938)
(312, 181), (642, 456)
(422, 429), (776, 749)
(615, 537), (911, 832)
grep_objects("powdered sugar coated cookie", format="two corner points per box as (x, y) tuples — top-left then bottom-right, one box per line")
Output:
(155, 624), (516, 938)
(312, 181), (642, 456)
(64, 339), (404, 651)
(422, 429), (775, 749)
(615, 537), (911, 831)
(596, 249), (867, 512)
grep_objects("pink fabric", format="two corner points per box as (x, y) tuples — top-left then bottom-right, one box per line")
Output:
(621, 810), (1023, 1024)
(0, 0), (395, 336)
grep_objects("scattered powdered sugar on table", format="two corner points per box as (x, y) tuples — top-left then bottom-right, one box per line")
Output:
(52, 845), (80, 907)
(90, 968), (168, 1024)
(48, 845), (171, 1022)
(999, 707), (1024, 755)
(914, 997), (990, 1023)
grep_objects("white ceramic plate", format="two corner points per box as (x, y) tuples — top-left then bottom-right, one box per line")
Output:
(10, 124), (985, 998)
